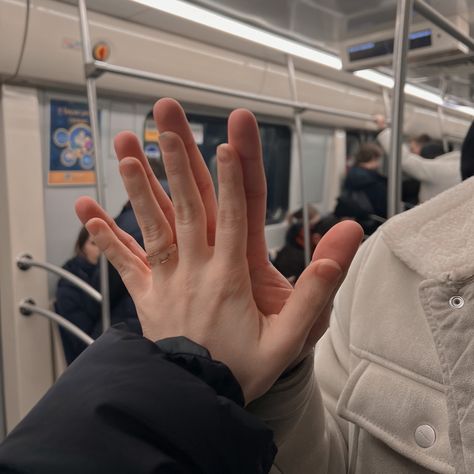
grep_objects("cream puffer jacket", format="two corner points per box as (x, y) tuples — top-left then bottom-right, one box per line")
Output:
(377, 128), (461, 203)
(249, 177), (474, 474)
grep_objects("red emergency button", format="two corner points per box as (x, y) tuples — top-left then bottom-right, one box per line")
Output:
(93, 42), (110, 61)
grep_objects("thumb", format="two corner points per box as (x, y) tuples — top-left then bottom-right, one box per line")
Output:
(275, 258), (343, 349)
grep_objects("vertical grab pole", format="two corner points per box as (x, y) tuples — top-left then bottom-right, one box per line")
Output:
(287, 56), (311, 266)
(77, 0), (110, 331)
(388, 0), (413, 217)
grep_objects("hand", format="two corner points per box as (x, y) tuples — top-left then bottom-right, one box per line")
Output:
(374, 114), (386, 130)
(76, 99), (363, 402)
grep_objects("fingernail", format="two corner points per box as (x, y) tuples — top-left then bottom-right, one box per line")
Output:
(158, 132), (175, 152)
(120, 158), (136, 177)
(314, 259), (342, 282)
(217, 144), (232, 162)
(86, 221), (99, 236)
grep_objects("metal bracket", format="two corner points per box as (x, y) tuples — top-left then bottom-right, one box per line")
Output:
(85, 62), (104, 79)
(16, 253), (33, 271)
(19, 298), (36, 316)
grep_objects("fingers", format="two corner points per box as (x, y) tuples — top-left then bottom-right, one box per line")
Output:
(227, 109), (268, 268)
(114, 131), (175, 234)
(85, 217), (149, 296)
(277, 259), (343, 344)
(75, 196), (148, 266)
(119, 158), (174, 270)
(312, 220), (364, 267)
(159, 131), (208, 261)
(276, 221), (363, 346)
(214, 144), (247, 264)
(153, 98), (218, 244)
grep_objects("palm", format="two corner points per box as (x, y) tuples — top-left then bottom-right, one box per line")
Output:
(250, 261), (292, 315)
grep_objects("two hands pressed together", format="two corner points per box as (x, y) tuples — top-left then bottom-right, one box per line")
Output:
(76, 98), (363, 403)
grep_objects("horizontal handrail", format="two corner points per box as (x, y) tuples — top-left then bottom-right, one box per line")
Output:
(19, 299), (94, 346)
(16, 254), (102, 303)
(89, 60), (374, 122)
(414, 0), (474, 51)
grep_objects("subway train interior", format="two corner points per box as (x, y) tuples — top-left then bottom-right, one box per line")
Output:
(1, 0), (474, 444)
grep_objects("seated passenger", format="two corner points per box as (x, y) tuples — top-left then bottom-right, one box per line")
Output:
(55, 226), (100, 364)
(0, 98), (362, 474)
(272, 206), (319, 280)
(273, 212), (342, 282)
(375, 115), (461, 202)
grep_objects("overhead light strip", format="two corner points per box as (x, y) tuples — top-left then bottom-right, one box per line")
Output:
(131, 0), (473, 116)
(355, 69), (474, 115)
(130, 0), (342, 69)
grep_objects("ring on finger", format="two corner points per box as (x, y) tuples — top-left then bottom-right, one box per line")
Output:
(147, 243), (177, 266)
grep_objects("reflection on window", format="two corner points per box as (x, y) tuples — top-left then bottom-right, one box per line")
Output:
(143, 111), (291, 225)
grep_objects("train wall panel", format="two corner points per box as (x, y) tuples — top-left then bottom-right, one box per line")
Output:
(0, 0), (28, 77)
(1, 0), (470, 134)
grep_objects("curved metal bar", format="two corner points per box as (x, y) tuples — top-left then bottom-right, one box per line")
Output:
(19, 300), (94, 346)
(91, 60), (374, 122)
(16, 254), (102, 303)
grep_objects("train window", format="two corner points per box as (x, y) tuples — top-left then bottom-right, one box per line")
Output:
(143, 111), (291, 224)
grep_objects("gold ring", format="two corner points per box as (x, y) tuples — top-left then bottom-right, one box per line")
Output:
(146, 243), (177, 266)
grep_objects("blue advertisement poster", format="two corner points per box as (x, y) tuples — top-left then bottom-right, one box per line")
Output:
(49, 99), (96, 185)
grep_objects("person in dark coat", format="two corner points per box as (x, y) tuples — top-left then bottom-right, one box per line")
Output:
(55, 226), (101, 364)
(0, 326), (276, 474)
(343, 143), (387, 218)
(335, 142), (386, 234)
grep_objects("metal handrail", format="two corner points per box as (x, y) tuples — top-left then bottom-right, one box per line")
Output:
(19, 299), (94, 346)
(16, 254), (102, 303)
(413, 0), (474, 51)
(89, 60), (374, 122)
(78, 0), (111, 332)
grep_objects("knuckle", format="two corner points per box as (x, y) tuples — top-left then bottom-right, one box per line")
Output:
(141, 220), (163, 242)
(218, 207), (245, 231)
(174, 201), (203, 226)
(163, 156), (182, 177)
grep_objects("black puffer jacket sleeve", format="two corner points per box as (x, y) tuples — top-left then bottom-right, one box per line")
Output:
(0, 327), (276, 473)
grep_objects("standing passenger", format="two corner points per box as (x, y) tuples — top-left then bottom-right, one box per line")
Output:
(375, 115), (461, 202)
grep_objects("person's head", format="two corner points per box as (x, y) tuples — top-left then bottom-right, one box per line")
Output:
(409, 133), (431, 155)
(354, 143), (383, 170)
(311, 214), (342, 247)
(288, 205), (320, 226)
(419, 141), (445, 160)
(74, 226), (100, 265)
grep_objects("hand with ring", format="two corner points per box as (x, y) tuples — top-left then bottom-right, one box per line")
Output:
(75, 98), (363, 403)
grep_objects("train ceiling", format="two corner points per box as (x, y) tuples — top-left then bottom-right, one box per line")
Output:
(60, 0), (474, 103)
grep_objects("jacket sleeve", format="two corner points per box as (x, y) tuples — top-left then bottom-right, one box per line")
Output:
(377, 128), (445, 183)
(248, 235), (378, 474)
(0, 327), (276, 474)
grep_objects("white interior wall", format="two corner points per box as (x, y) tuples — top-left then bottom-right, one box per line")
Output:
(40, 92), (150, 297)
(0, 85), (53, 432)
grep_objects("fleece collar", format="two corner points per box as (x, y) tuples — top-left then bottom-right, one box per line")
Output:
(381, 177), (474, 281)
